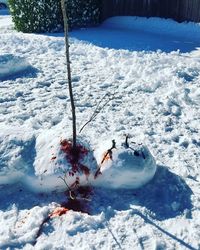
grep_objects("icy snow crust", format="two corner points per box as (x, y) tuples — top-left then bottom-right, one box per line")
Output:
(0, 15), (200, 249)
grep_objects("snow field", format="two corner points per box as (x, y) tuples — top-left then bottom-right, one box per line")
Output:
(0, 15), (200, 249)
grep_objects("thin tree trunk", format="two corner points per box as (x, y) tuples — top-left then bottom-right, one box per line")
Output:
(61, 0), (76, 149)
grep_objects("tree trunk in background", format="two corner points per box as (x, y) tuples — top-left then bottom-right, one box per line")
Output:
(61, 0), (77, 149)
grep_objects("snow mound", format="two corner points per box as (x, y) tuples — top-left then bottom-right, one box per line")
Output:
(103, 16), (200, 42)
(0, 126), (99, 192)
(0, 126), (35, 185)
(33, 129), (98, 190)
(0, 54), (32, 80)
(94, 140), (157, 189)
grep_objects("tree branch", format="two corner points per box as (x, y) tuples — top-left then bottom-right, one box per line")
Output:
(79, 92), (115, 133)
(58, 175), (76, 200)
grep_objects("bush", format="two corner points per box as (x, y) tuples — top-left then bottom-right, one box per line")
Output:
(67, 0), (101, 28)
(8, 0), (62, 33)
(8, 0), (101, 33)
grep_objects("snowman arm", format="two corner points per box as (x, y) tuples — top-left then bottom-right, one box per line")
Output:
(101, 139), (116, 164)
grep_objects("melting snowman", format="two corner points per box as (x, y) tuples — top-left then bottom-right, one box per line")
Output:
(93, 136), (157, 189)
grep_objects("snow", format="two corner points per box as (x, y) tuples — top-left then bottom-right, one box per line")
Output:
(0, 14), (200, 249)
(71, 16), (200, 52)
(94, 141), (157, 189)
(0, 54), (34, 81)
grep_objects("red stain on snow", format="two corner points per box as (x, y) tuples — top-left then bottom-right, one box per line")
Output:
(49, 207), (69, 218)
(49, 186), (92, 218)
(64, 186), (92, 213)
(60, 139), (90, 176)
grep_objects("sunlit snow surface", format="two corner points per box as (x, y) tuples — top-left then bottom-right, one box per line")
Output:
(0, 15), (200, 250)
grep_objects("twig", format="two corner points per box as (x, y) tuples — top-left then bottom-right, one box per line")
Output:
(101, 139), (116, 164)
(59, 175), (71, 190)
(79, 93), (115, 133)
(59, 175), (92, 201)
(124, 134), (129, 148)
(95, 139), (116, 178)
(58, 175), (76, 200)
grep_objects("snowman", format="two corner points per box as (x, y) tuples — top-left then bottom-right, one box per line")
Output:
(93, 136), (157, 189)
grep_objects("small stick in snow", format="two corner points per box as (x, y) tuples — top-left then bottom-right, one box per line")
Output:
(101, 139), (116, 165)
(123, 134), (130, 148)
(95, 140), (116, 178)
(59, 175), (77, 200)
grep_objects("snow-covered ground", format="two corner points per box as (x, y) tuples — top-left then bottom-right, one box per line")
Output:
(0, 14), (200, 249)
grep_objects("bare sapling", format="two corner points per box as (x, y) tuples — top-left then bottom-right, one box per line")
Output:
(61, 0), (76, 150)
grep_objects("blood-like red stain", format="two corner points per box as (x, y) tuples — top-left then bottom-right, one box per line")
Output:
(70, 177), (80, 189)
(80, 164), (90, 177)
(62, 186), (93, 214)
(49, 207), (69, 218)
(60, 139), (89, 163)
(60, 139), (89, 175)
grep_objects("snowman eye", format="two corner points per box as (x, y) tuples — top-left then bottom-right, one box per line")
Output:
(133, 150), (146, 159)
(134, 150), (140, 156)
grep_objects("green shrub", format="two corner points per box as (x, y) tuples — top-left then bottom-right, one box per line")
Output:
(67, 0), (101, 28)
(8, 0), (101, 33)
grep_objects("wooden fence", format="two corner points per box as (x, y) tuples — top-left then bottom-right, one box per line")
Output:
(101, 0), (200, 23)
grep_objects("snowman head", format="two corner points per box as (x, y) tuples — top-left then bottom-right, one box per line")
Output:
(94, 138), (157, 189)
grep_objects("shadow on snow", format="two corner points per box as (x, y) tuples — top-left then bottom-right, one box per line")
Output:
(0, 165), (194, 249)
(0, 54), (39, 82)
(0, 183), (65, 211)
(69, 26), (199, 53)
(0, 165), (193, 221)
(91, 165), (193, 221)
(47, 25), (199, 53)
(0, 9), (9, 16)
(0, 66), (38, 82)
